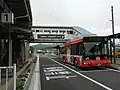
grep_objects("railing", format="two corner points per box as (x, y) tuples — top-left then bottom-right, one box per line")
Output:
(0, 64), (16, 90)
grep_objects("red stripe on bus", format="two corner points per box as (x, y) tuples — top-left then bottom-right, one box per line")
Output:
(64, 39), (83, 46)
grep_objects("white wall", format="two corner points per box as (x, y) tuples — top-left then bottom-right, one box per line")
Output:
(32, 27), (78, 40)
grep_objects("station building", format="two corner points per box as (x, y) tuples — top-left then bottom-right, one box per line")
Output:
(0, 0), (33, 68)
(32, 26), (95, 40)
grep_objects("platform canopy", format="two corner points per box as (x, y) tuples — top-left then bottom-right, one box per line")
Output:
(5, 0), (32, 26)
(107, 33), (120, 39)
(3, 0), (33, 39)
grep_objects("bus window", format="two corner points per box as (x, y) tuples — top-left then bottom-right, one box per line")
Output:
(71, 44), (78, 55)
(79, 44), (85, 55)
(84, 42), (109, 56)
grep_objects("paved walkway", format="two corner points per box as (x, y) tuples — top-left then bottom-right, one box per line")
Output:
(28, 55), (41, 90)
(1, 58), (33, 90)
(111, 58), (120, 70)
(116, 58), (120, 64)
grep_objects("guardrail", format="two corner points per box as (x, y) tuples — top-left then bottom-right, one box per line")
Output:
(0, 64), (16, 90)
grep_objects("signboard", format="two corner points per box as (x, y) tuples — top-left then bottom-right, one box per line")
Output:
(1, 13), (14, 24)
(11, 33), (30, 40)
(84, 37), (107, 42)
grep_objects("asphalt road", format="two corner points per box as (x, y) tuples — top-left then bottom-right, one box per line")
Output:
(39, 55), (120, 90)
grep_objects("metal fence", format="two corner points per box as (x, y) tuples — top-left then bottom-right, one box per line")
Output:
(0, 64), (16, 90)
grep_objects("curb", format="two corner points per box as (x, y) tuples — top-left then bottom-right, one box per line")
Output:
(23, 62), (36, 90)
(109, 65), (120, 70)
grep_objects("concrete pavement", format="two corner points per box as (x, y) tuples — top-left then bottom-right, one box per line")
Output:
(111, 58), (120, 70)
(1, 58), (33, 90)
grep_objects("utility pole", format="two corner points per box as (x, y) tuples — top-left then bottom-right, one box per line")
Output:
(111, 6), (116, 63)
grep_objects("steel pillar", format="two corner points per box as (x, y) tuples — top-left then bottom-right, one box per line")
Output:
(9, 26), (12, 68)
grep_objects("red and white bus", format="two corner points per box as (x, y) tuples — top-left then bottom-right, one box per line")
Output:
(60, 36), (111, 68)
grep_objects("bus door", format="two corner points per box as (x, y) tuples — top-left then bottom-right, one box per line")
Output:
(66, 47), (71, 63)
(79, 44), (85, 65)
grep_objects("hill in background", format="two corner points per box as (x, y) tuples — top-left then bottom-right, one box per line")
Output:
(31, 44), (53, 50)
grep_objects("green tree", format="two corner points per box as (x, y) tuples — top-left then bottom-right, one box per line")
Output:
(30, 46), (34, 54)
(116, 48), (120, 52)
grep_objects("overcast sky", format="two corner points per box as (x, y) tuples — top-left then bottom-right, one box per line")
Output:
(30, 0), (120, 36)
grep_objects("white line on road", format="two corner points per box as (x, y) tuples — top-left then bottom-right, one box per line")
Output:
(46, 77), (50, 80)
(48, 58), (113, 90)
(41, 64), (58, 66)
(79, 70), (110, 73)
(46, 75), (77, 80)
(108, 69), (120, 72)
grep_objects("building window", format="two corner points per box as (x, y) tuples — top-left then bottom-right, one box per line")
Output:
(44, 30), (51, 33)
(59, 30), (66, 33)
(39, 30), (43, 32)
(52, 30), (58, 33)
(67, 31), (73, 34)
(36, 30), (39, 32)
(32, 30), (35, 32)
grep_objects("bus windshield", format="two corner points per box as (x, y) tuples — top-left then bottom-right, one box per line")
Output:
(84, 41), (108, 56)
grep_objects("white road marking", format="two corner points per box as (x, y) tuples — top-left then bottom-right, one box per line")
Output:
(45, 69), (66, 72)
(65, 71), (70, 74)
(46, 77), (50, 80)
(41, 64), (58, 66)
(66, 76), (69, 79)
(79, 70), (110, 73)
(49, 75), (66, 79)
(108, 69), (120, 72)
(51, 72), (54, 75)
(44, 70), (47, 72)
(45, 72), (52, 76)
(48, 75), (77, 80)
(55, 72), (58, 75)
(59, 71), (66, 74)
(68, 75), (77, 78)
(45, 67), (63, 69)
(48, 58), (113, 90)
(43, 65), (77, 80)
